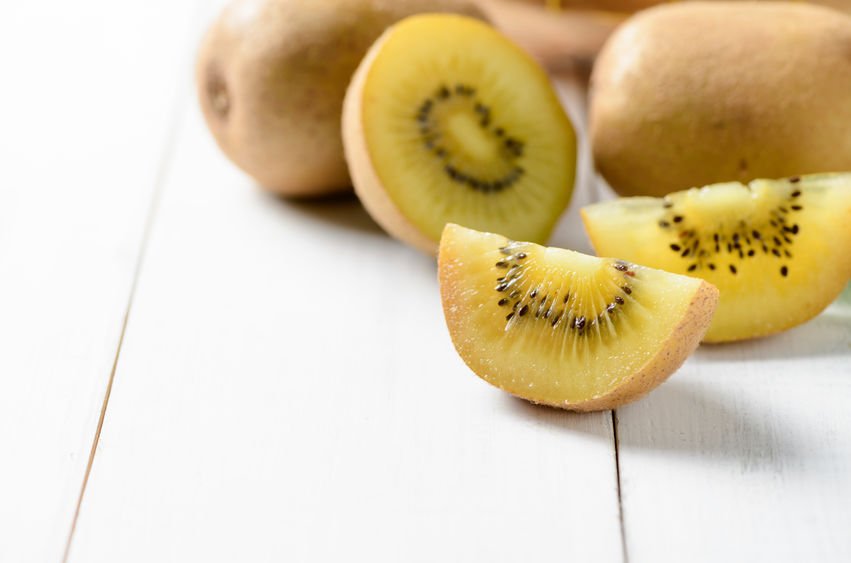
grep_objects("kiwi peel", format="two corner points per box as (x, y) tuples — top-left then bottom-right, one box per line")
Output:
(589, 2), (851, 197)
(439, 224), (719, 411)
(343, 13), (576, 254)
(196, 0), (486, 197)
(582, 173), (851, 342)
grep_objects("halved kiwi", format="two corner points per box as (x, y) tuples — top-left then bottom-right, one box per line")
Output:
(343, 14), (576, 254)
(582, 174), (851, 342)
(439, 224), (718, 411)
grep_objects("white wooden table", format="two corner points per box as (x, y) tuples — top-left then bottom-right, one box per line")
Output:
(2, 2), (849, 561)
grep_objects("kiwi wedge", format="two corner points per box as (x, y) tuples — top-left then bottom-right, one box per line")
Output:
(439, 224), (718, 411)
(582, 174), (851, 342)
(343, 14), (576, 255)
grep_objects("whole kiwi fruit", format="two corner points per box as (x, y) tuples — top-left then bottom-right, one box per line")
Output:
(589, 2), (851, 197)
(196, 0), (485, 197)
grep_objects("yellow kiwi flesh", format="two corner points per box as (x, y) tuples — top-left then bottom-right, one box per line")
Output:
(439, 224), (718, 411)
(582, 174), (851, 342)
(343, 14), (576, 254)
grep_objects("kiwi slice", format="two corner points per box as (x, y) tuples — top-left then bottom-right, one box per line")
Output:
(582, 174), (851, 342)
(343, 14), (576, 254)
(439, 224), (718, 411)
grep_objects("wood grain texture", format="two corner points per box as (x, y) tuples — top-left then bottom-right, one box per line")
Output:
(0, 2), (196, 561)
(66, 87), (624, 562)
(615, 293), (851, 561)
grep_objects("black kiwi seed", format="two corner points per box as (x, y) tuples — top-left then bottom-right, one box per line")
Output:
(708, 263), (716, 270)
(789, 176), (801, 183)
(780, 266), (789, 277)
(670, 244), (681, 251)
(529, 288), (538, 298)
(498, 298), (509, 306)
(518, 305), (529, 316)
(729, 264), (737, 274)
(688, 264), (697, 272)
(516, 252), (527, 259)
(673, 215), (684, 223)
(614, 262), (628, 272)
(614, 296), (625, 305)
(495, 261), (508, 268)
(622, 286), (632, 295)
(418, 88), (526, 194)
(791, 205), (803, 211)
(506, 312), (515, 321)
(574, 316), (586, 330)
(791, 190), (802, 198)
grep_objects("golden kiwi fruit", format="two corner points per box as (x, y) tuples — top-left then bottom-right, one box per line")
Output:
(582, 174), (851, 342)
(196, 0), (485, 197)
(343, 14), (576, 254)
(439, 224), (718, 411)
(589, 1), (851, 197)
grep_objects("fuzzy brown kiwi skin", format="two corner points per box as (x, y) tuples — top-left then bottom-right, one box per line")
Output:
(438, 226), (719, 412)
(589, 2), (851, 198)
(196, 0), (486, 198)
(342, 22), (440, 255)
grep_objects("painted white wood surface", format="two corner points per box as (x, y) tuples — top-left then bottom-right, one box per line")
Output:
(0, 2), (197, 562)
(7, 1), (850, 559)
(66, 83), (625, 561)
(617, 290), (851, 562)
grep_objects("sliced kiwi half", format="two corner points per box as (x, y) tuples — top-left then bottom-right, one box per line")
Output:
(439, 224), (718, 411)
(343, 14), (576, 254)
(582, 173), (851, 342)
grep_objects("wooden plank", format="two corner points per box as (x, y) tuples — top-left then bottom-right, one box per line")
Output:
(67, 85), (625, 560)
(616, 290), (851, 561)
(0, 2), (196, 561)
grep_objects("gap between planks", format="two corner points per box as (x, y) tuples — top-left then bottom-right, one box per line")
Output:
(613, 409), (629, 563)
(60, 81), (190, 563)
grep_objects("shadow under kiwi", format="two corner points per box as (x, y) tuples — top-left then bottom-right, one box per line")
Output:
(268, 190), (385, 237)
(696, 300), (851, 362)
(614, 379), (804, 471)
(503, 394), (615, 443)
(502, 378), (804, 471)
